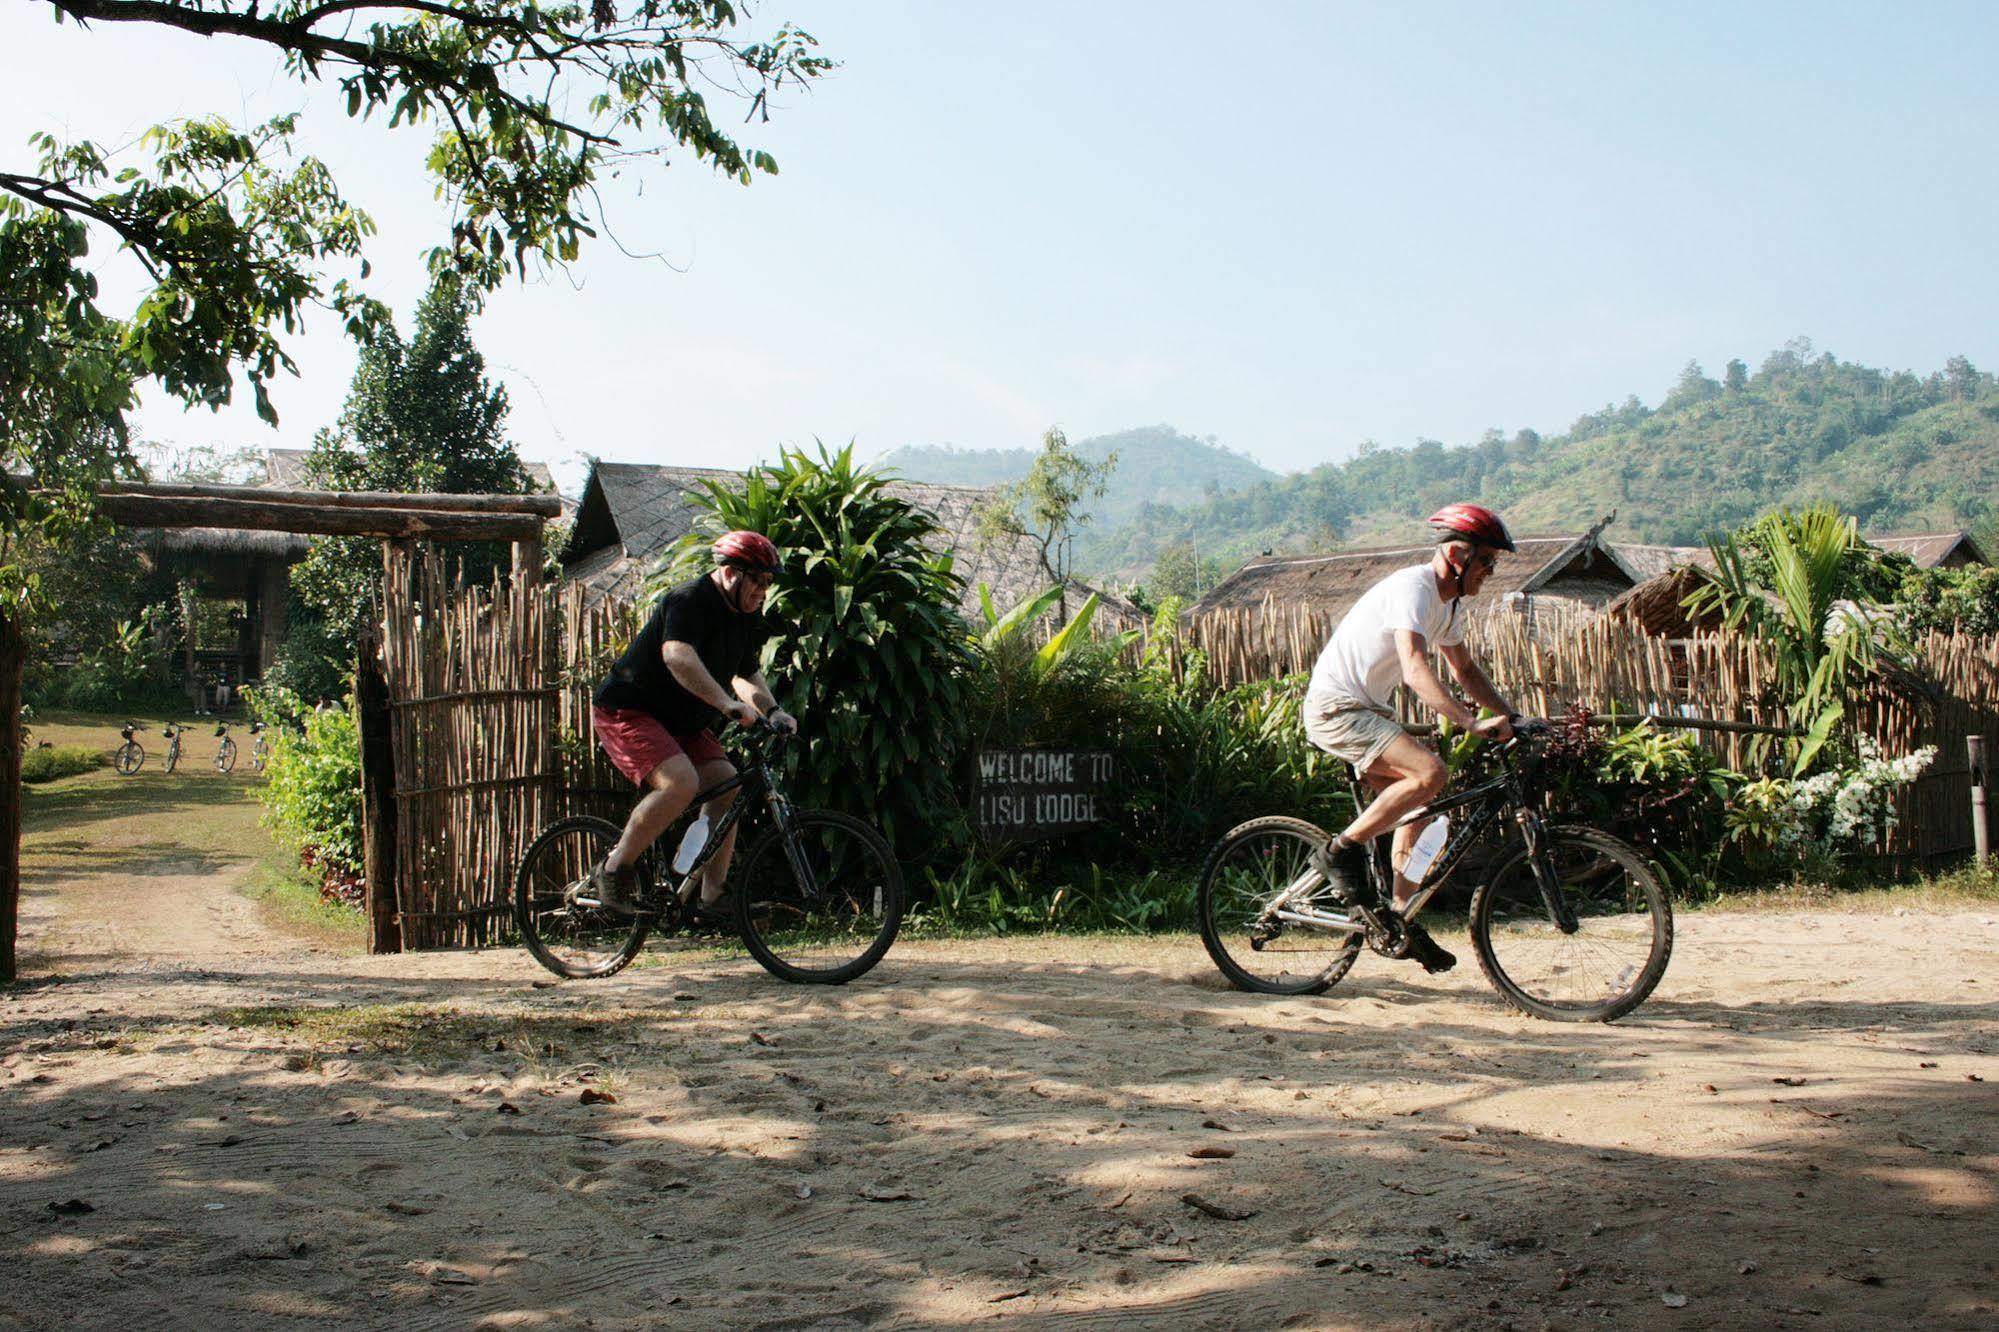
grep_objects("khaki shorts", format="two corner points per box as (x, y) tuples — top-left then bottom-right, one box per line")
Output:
(1304, 694), (1406, 773)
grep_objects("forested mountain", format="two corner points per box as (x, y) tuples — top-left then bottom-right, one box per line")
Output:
(1083, 342), (1999, 579)
(878, 425), (1275, 532)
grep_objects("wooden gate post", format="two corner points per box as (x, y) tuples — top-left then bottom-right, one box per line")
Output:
(1, 609), (24, 982)
(355, 624), (401, 954)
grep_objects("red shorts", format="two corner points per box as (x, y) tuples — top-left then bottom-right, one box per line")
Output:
(591, 706), (725, 786)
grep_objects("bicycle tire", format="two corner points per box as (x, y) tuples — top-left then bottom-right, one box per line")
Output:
(1197, 816), (1364, 996)
(215, 738), (237, 774)
(163, 741), (180, 774)
(513, 815), (653, 979)
(251, 741), (269, 774)
(734, 808), (903, 985)
(114, 742), (144, 775)
(1469, 825), (1673, 1023)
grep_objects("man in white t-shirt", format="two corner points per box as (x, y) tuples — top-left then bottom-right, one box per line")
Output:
(1301, 503), (1526, 973)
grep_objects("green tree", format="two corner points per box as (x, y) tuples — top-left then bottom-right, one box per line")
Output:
(3, 0), (826, 982)
(1724, 358), (1749, 392)
(975, 427), (1118, 614)
(282, 274), (529, 695)
(1146, 542), (1229, 604)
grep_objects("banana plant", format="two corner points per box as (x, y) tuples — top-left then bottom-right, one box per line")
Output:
(1682, 505), (1905, 774)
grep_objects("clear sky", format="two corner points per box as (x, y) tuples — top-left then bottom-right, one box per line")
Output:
(6, 1), (1997, 493)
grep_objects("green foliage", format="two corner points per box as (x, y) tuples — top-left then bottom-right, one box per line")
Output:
(1078, 343), (1999, 577)
(290, 273), (530, 637)
(20, 744), (102, 784)
(974, 427), (1118, 586)
(4, 3), (826, 647)
(909, 862), (1200, 936)
(650, 443), (972, 858)
(259, 698), (364, 901)
(1143, 542), (1233, 604)
(1684, 505), (1904, 773)
(1894, 563), (1999, 636)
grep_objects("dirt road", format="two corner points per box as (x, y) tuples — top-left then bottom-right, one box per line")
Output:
(3, 841), (1996, 1329)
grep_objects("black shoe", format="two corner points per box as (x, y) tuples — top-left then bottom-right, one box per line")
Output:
(585, 861), (643, 916)
(1311, 840), (1369, 905)
(684, 895), (736, 935)
(1401, 921), (1457, 975)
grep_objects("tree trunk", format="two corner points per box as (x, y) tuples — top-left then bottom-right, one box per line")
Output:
(1, 609), (24, 982)
(355, 624), (401, 954)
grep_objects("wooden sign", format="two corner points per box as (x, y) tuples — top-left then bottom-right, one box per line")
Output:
(973, 749), (1112, 841)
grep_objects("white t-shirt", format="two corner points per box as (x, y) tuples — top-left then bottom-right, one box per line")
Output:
(1305, 564), (1466, 712)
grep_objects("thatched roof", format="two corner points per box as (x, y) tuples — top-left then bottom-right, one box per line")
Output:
(1192, 529), (1649, 621)
(1872, 531), (1991, 569)
(559, 460), (1137, 622)
(1601, 566), (1724, 637)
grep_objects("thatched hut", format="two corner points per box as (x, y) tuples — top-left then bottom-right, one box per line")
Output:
(1191, 523), (1651, 635)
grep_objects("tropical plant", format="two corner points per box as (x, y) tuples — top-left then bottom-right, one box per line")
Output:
(649, 443), (972, 857)
(1684, 505), (1905, 773)
(974, 427), (1117, 613)
(259, 696), (364, 907)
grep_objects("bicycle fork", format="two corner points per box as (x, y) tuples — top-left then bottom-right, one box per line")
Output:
(1516, 811), (1580, 934)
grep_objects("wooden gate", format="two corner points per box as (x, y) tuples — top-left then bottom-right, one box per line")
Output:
(369, 543), (560, 950)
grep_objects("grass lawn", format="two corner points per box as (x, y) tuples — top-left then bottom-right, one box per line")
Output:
(19, 709), (365, 952)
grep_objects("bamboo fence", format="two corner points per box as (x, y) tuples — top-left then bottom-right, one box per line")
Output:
(365, 564), (1999, 951)
(1155, 600), (1999, 868)
(377, 546), (558, 949)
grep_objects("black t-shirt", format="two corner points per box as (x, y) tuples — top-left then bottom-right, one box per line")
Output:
(593, 574), (769, 734)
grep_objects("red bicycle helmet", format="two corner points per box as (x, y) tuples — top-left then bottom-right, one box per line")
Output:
(1427, 503), (1516, 552)
(712, 530), (780, 574)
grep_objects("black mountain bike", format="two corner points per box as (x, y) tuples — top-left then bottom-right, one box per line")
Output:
(114, 722), (147, 775)
(214, 721), (237, 774)
(1198, 721), (1673, 1023)
(515, 720), (904, 984)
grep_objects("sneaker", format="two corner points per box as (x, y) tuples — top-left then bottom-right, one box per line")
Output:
(1310, 839), (1369, 905)
(684, 895), (736, 935)
(585, 861), (643, 916)
(1401, 922), (1457, 975)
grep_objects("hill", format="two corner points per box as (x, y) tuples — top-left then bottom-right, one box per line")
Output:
(1083, 342), (1999, 579)
(877, 425), (1275, 534)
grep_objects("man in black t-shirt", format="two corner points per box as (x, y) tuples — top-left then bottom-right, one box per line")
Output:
(588, 530), (797, 917)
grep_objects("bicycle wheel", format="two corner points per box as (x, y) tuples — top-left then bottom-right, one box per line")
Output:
(513, 815), (655, 979)
(215, 738), (237, 774)
(734, 809), (902, 984)
(163, 741), (179, 774)
(251, 742), (269, 774)
(1197, 816), (1363, 996)
(1469, 825), (1673, 1023)
(114, 742), (144, 775)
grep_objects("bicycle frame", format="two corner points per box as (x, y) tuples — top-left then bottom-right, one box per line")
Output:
(1361, 740), (1581, 934)
(659, 729), (807, 897)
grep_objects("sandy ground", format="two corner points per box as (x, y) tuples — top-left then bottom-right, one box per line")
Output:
(3, 850), (1997, 1331)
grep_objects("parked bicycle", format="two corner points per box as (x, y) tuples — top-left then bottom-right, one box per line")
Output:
(214, 721), (237, 774)
(515, 719), (903, 984)
(245, 720), (270, 773)
(161, 722), (186, 774)
(1197, 720), (1673, 1023)
(114, 722), (147, 775)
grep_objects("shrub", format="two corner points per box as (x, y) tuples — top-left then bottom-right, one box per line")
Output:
(258, 699), (364, 909)
(20, 743), (102, 783)
(651, 443), (972, 858)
